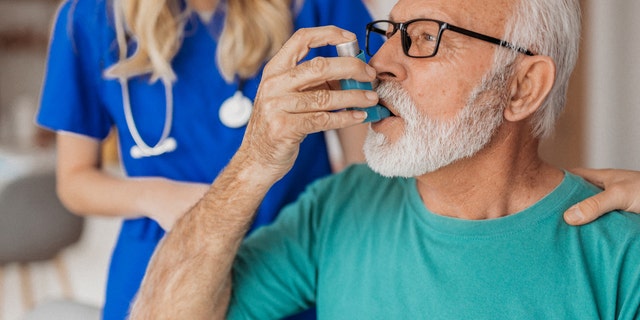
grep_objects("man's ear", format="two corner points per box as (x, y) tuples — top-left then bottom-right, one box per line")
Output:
(505, 55), (556, 122)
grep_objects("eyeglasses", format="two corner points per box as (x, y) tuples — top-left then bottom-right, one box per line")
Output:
(365, 19), (535, 58)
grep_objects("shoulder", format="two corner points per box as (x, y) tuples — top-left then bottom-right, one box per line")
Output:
(582, 209), (640, 245)
(50, 0), (114, 62)
(562, 171), (602, 198)
(566, 172), (640, 229)
(52, 0), (110, 40)
(563, 175), (640, 259)
(55, 0), (108, 24)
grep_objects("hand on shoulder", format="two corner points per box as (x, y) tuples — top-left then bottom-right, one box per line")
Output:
(564, 168), (640, 225)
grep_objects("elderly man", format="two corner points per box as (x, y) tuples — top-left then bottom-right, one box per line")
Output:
(131, 0), (640, 318)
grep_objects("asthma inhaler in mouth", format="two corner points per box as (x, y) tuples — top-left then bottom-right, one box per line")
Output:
(335, 40), (391, 123)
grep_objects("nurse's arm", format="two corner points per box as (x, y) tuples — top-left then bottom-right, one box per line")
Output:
(55, 132), (209, 230)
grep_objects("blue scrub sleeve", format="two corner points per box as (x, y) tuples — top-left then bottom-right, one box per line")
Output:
(37, 0), (112, 140)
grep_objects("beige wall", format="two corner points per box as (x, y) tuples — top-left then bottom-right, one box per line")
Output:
(0, 0), (58, 147)
(539, 0), (587, 168)
(584, 1), (640, 170)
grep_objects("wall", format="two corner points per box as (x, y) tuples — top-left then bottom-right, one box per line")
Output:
(0, 0), (58, 148)
(586, 1), (640, 170)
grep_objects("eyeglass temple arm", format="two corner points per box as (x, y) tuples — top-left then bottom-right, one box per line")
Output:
(446, 24), (535, 56)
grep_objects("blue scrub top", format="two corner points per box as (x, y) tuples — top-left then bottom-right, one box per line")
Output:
(38, 0), (377, 319)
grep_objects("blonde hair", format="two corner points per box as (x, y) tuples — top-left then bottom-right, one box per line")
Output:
(105, 0), (293, 83)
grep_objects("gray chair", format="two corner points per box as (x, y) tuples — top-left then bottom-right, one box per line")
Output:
(0, 170), (84, 311)
(0, 170), (83, 263)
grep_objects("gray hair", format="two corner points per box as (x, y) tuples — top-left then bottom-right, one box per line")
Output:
(494, 0), (582, 138)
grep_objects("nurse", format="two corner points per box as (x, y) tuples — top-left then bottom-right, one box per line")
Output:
(37, 0), (376, 319)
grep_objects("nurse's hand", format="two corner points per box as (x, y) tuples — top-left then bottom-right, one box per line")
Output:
(239, 26), (376, 183)
(564, 168), (640, 225)
(145, 180), (210, 231)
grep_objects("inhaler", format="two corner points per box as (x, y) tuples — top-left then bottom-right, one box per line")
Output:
(335, 40), (391, 123)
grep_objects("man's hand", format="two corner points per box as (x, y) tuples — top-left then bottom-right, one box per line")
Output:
(564, 168), (640, 225)
(239, 26), (377, 183)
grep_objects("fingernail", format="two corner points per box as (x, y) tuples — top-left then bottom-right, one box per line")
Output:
(342, 31), (354, 39)
(565, 206), (584, 224)
(354, 111), (367, 120)
(365, 91), (378, 101)
(365, 66), (377, 78)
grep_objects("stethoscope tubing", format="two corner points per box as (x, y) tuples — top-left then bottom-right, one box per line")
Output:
(120, 77), (177, 158)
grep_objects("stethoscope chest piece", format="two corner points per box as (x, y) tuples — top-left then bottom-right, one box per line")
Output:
(219, 90), (253, 128)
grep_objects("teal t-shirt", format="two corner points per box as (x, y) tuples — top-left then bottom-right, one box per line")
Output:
(230, 164), (640, 319)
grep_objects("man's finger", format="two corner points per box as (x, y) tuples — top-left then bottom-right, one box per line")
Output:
(266, 26), (357, 73)
(283, 89), (379, 114)
(261, 56), (376, 95)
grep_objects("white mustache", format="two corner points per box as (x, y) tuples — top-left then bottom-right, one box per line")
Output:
(374, 81), (416, 119)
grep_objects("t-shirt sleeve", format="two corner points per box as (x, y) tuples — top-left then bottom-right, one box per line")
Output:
(616, 217), (640, 319)
(36, 0), (112, 140)
(228, 183), (324, 319)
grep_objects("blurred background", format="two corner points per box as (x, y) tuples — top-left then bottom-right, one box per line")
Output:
(0, 0), (637, 319)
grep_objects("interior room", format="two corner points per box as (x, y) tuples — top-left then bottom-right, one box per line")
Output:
(0, 0), (637, 319)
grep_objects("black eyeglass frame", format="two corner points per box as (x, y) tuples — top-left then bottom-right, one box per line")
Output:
(365, 18), (535, 58)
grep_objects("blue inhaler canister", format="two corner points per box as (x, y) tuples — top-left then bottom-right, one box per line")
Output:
(335, 40), (391, 123)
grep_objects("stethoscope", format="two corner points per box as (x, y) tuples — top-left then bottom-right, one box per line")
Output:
(120, 77), (253, 159)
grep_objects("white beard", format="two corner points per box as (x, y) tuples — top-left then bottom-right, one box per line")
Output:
(364, 68), (510, 178)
